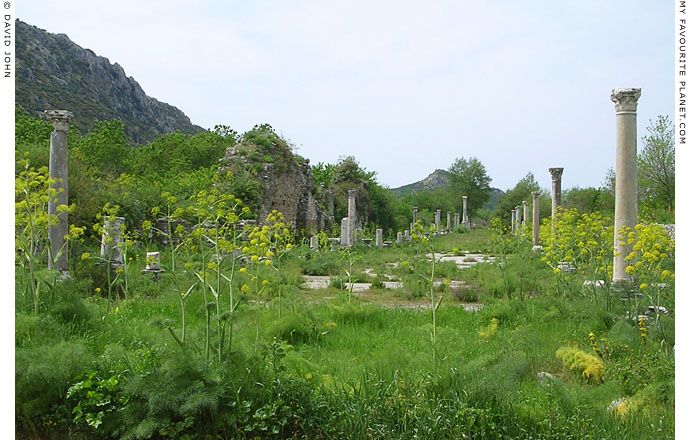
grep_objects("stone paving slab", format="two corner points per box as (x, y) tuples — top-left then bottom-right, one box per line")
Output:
(425, 253), (496, 268)
(302, 275), (466, 291)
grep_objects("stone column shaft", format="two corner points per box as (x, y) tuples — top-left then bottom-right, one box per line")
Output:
(462, 196), (469, 224)
(549, 168), (564, 218)
(347, 190), (356, 246)
(515, 205), (522, 226)
(522, 201), (528, 227)
(611, 88), (641, 283)
(435, 210), (441, 234)
(511, 209), (516, 233)
(45, 110), (73, 273)
(376, 229), (383, 247)
(447, 212), (451, 232)
(412, 206), (418, 225)
(532, 192), (540, 246)
(340, 217), (349, 247)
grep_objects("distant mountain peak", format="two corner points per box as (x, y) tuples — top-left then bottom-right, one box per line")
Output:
(15, 19), (204, 144)
(390, 169), (451, 197)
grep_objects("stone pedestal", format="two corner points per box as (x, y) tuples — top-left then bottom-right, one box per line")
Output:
(549, 168), (564, 218)
(310, 235), (319, 250)
(462, 196), (469, 224)
(396, 232), (402, 243)
(45, 110), (73, 273)
(100, 216), (126, 268)
(145, 252), (161, 271)
(532, 191), (540, 246)
(376, 229), (383, 247)
(347, 190), (357, 246)
(404, 230), (410, 242)
(611, 88), (641, 284)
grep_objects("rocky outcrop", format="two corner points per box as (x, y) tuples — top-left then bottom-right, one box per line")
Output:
(15, 19), (204, 144)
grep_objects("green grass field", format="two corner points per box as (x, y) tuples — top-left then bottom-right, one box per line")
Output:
(15, 227), (674, 439)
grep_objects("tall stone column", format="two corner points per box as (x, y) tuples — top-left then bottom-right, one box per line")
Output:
(461, 196), (469, 224)
(549, 168), (564, 218)
(435, 210), (441, 234)
(532, 191), (540, 246)
(454, 213), (460, 228)
(412, 206), (418, 224)
(522, 201), (528, 227)
(375, 229), (383, 247)
(611, 88), (641, 284)
(447, 211), (451, 232)
(347, 190), (356, 246)
(45, 110), (73, 273)
(511, 209), (516, 233)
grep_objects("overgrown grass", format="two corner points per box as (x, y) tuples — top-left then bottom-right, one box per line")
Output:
(15, 227), (674, 439)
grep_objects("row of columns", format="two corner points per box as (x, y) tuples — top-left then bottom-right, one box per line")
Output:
(44, 87), (641, 288)
(411, 195), (470, 233)
(518, 88), (641, 286)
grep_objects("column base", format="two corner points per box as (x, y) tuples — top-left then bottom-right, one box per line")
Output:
(612, 280), (643, 300)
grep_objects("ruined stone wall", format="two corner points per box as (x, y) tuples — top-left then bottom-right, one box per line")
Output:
(220, 147), (329, 234)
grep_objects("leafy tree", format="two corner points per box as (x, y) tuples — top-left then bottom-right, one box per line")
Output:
(493, 172), (547, 225)
(332, 155), (374, 185)
(563, 187), (606, 214)
(311, 162), (337, 187)
(638, 115), (674, 217)
(71, 120), (132, 177)
(448, 157), (492, 224)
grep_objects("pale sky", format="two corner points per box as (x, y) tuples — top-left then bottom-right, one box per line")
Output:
(17, 1), (673, 191)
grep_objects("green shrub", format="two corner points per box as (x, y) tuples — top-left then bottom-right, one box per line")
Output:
(370, 275), (386, 289)
(300, 251), (340, 275)
(16, 341), (96, 431)
(266, 312), (317, 345)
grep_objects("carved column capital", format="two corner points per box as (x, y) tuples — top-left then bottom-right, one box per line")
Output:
(44, 109), (73, 132)
(548, 167), (564, 181)
(611, 88), (641, 114)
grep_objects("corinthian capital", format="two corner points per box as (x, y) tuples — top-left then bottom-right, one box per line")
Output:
(44, 110), (73, 132)
(611, 88), (641, 114)
(548, 167), (564, 181)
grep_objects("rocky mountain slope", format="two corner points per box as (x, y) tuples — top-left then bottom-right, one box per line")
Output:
(15, 19), (204, 144)
(390, 169), (504, 211)
(390, 169), (451, 197)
